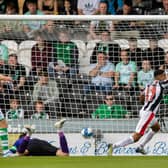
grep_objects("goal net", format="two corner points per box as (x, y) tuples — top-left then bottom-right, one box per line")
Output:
(0, 15), (168, 151)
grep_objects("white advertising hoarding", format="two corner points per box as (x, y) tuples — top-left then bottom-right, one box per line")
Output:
(31, 133), (168, 156)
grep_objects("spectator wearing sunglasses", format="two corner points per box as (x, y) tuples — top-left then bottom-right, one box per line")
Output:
(91, 94), (128, 119)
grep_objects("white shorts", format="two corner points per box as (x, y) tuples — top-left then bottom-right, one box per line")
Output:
(135, 110), (157, 135)
(0, 108), (5, 121)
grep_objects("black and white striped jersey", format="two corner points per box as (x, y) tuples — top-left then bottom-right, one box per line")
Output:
(142, 80), (168, 114)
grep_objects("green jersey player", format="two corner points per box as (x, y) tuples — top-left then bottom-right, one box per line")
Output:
(0, 74), (12, 157)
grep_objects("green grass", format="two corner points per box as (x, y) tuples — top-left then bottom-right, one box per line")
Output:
(1, 156), (168, 168)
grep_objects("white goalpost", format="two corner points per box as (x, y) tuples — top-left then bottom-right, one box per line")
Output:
(0, 15), (168, 156)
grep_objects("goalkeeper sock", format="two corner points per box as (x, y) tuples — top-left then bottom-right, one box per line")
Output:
(18, 136), (30, 153)
(139, 129), (155, 148)
(9, 146), (17, 153)
(113, 136), (134, 148)
(58, 131), (69, 154)
(0, 128), (9, 154)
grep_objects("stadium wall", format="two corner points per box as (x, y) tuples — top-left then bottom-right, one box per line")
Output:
(8, 119), (168, 156)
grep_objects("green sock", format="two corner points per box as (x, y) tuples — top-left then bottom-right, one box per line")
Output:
(0, 128), (9, 154)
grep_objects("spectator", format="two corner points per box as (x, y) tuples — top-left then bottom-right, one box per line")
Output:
(6, 98), (24, 120)
(143, 38), (164, 70)
(23, 0), (45, 38)
(38, 0), (58, 15)
(116, 0), (138, 15)
(49, 30), (79, 79)
(115, 0), (139, 35)
(137, 59), (154, 91)
(149, 0), (168, 15)
(0, 79), (11, 113)
(90, 30), (121, 65)
(126, 37), (143, 70)
(113, 50), (137, 91)
(132, 0), (148, 14)
(0, 41), (8, 63)
(57, 0), (77, 12)
(57, 0), (77, 32)
(113, 50), (137, 114)
(159, 51), (168, 104)
(31, 100), (49, 119)
(1, 54), (27, 103)
(104, 0), (123, 14)
(94, 0), (110, 14)
(84, 52), (115, 94)
(0, 58), (13, 113)
(20, 0), (38, 14)
(30, 31), (52, 81)
(88, 1), (114, 40)
(92, 94), (128, 119)
(77, 0), (100, 15)
(155, 0), (168, 38)
(0, 21), (24, 39)
(32, 71), (59, 106)
(162, 0), (168, 14)
(160, 51), (168, 76)
(0, 0), (6, 14)
(59, 0), (77, 15)
(41, 20), (58, 42)
(5, 1), (18, 14)
(0, 1), (23, 36)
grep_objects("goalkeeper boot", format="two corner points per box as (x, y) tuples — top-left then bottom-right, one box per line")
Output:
(107, 143), (113, 156)
(54, 118), (66, 129)
(22, 124), (36, 136)
(135, 147), (147, 155)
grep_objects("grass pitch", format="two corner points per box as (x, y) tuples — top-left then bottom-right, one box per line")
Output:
(1, 156), (168, 168)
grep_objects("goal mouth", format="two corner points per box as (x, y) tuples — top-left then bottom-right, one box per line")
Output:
(0, 15), (168, 135)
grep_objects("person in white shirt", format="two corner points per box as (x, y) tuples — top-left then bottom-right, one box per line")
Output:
(77, 0), (100, 15)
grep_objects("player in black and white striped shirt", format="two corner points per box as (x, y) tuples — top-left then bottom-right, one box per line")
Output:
(108, 69), (168, 155)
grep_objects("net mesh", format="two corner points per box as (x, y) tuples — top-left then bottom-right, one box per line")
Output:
(0, 16), (168, 135)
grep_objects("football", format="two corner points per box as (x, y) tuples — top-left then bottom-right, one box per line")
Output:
(81, 128), (93, 138)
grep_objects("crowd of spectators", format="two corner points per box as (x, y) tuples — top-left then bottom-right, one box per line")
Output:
(0, 0), (167, 15)
(1, 0), (168, 120)
(0, 0), (167, 42)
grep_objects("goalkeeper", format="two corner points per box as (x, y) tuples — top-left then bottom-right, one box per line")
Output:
(7, 119), (69, 156)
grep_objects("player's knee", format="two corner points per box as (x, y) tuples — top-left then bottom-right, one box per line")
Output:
(0, 119), (8, 128)
(133, 133), (142, 142)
